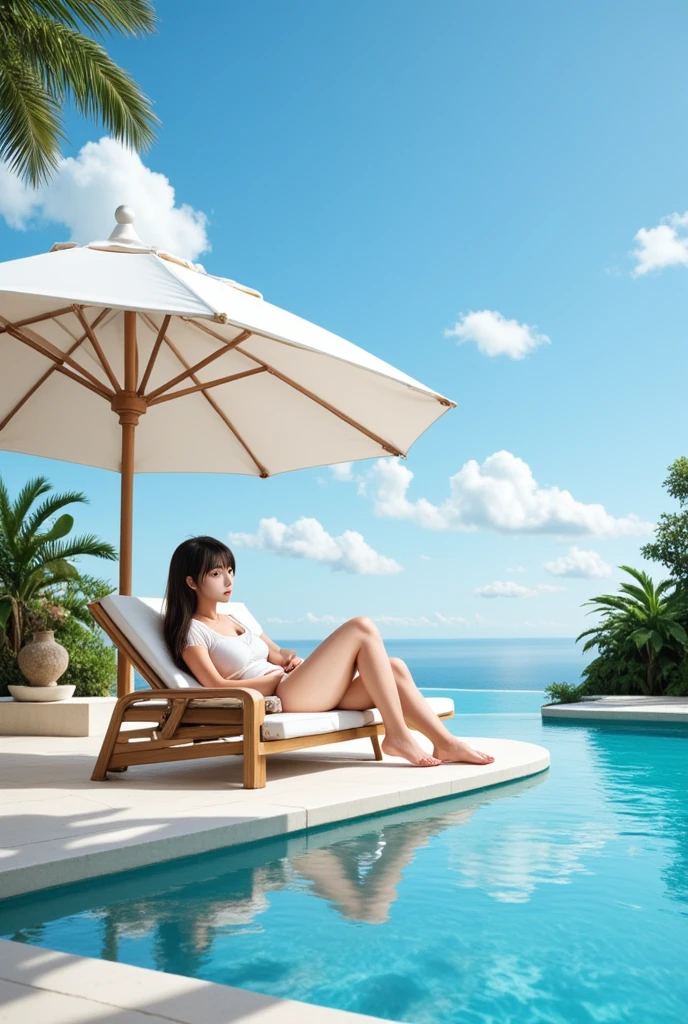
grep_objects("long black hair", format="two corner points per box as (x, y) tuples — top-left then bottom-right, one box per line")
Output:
(163, 536), (236, 671)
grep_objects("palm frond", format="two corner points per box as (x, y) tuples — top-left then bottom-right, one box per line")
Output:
(38, 535), (118, 565)
(0, 46), (64, 186)
(666, 621), (688, 645)
(618, 583), (653, 606)
(18, 0), (157, 37)
(24, 489), (88, 539)
(618, 564), (654, 590)
(7, 477), (52, 538)
(22, 21), (158, 151)
(654, 578), (676, 599)
(0, 478), (14, 538)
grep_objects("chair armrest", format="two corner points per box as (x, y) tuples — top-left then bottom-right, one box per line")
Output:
(112, 688), (265, 709)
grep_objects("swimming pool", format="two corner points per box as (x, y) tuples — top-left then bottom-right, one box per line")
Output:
(2, 692), (687, 1023)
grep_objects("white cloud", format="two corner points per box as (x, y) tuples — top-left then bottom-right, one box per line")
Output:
(368, 453), (652, 537)
(329, 462), (354, 481)
(474, 581), (565, 599)
(0, 137), (210, 261)
(544, 546), (612, 578)
(631, 212), (688, 276)
(271, 611), (467, 629)
(445, 310), (550, 359)
(475, 581), (534, 599)
(304, 612), (342, 624)
(434, 612), (468, 625)
(449, 823), (613, 903)
(229, 516), (402, 576)
(373, 615), (436, 627)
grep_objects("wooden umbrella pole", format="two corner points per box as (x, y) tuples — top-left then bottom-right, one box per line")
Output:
(115, 312), (146, 697)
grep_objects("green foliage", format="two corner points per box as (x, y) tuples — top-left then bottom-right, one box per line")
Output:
(641, 457), (688, 585)
(0, 640), (23, 694)
(665, 655), (688, 697)
(580, 649), (649, 697)
(544, 682), (587, 705)
(0, 0), (158, 187)
(576, 565), (687, 696)
(0, 474), (116, 653)
(54, 613), (116, 696)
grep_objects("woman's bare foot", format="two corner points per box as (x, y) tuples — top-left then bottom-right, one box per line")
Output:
(381, 734), (441, 767)
(432, 738), (494, 765)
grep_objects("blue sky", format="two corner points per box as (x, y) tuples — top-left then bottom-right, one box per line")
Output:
(1, 0), (688, 639)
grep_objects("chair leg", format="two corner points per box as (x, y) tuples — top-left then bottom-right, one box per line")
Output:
(371, 734), (383, 761)
(243, 747), (267, 789)
(91, 698), (128, 781)
(242, 694), (266, 789)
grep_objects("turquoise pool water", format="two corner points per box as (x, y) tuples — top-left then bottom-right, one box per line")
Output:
(3, 642), (688, 1023)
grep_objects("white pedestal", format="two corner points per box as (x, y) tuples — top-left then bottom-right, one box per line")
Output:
(0, 696), (117, 737)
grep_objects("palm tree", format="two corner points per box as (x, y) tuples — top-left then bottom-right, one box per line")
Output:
(0, 0), (158, 187)
(577, 565), (688, 696)
(0, 475), (117, 653)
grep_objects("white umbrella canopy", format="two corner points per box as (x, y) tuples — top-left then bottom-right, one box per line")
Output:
(0, 207), (454, 693)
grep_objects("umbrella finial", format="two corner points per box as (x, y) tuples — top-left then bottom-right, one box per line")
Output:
(108, 206), (143, 246)
(115, 205), (135, 224)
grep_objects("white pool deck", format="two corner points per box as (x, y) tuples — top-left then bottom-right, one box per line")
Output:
(0, 726), (549, 1023)
(0, 937), (391, 1024)
(542, 694), (688, 722)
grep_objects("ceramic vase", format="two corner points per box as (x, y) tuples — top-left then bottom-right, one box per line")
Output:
(17, 630), (69, 687)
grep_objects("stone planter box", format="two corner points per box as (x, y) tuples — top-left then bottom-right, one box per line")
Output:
(0, 696), (117, 737)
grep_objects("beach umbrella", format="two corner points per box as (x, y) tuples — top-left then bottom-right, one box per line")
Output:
(0, 207), (455, 695)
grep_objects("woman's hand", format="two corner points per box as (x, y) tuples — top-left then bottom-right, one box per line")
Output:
(278, 648), (303, 673)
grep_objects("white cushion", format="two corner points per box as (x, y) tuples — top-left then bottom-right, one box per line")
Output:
(261, 697), (454, 741)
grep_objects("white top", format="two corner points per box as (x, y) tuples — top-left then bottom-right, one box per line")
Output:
(184, 607), (277, 681)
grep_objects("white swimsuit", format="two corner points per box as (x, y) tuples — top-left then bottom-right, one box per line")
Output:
(184, 610), (279, 681)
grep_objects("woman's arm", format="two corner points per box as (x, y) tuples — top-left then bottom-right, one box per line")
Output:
(261, 633), (303, 672)
(182, 646), (283, 696)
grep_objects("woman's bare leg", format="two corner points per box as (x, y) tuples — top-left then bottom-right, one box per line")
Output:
(338, 658), (494, 765)
(275, 618), (440, 767)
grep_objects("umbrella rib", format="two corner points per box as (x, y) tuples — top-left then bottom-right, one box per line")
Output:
(73, 306), (122, 393)
(0, 305), (77, 334)
(0, 308), (111, 432)
(0, 319), (116, 399)
(184, 319), (414, 454)
(233, 346), (405, 457)
(145, 328), (252, 402)
(184, 318), (455, 408)
(137, 315), (171, 396)
(147, 367), (266, 406)
(54, 365), (113, 400)
(160, 332), (270, 477)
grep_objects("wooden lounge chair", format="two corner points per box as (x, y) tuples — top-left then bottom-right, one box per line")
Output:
(89, 595), (455, 789)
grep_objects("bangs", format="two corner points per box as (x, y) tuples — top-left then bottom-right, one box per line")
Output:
(196, 539), (236, 578)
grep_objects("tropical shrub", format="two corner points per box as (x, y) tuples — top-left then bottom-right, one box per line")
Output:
(576, 566), (688, 697)
(0, 475), (116, 653)
(543, 682), (587, 705)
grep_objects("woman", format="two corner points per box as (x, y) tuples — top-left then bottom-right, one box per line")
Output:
(164, 536), (494, 769)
